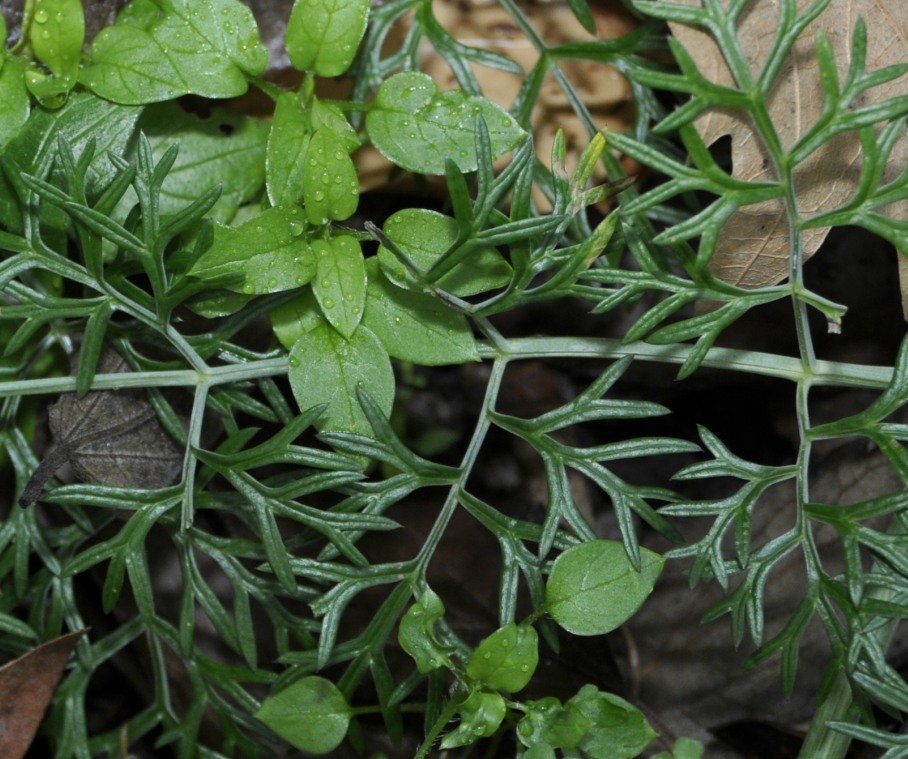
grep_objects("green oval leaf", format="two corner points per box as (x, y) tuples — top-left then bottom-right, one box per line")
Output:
(255, 675), (351, 754)
(366, 71), (525, 174)
(567, 685), (657, 759)
(362, 258), (478, 365)
(378, 208), (511, 296)
(189, 205), (315, 294)
(303, 127), (359, 225)
(27, 0), (83, 105)
(466, 623), (538, 693)
(398, 588), (451, 674)
(517, 697), (593, 751)
(288, 322), (393, 434)
(546, 540), (664, 636)
(441, 690), (508, 749)
(312, 236), (366, 339)
(286, 0), (370, 77)
(83, 0), (267, 104)
(266, 92), (310, 207)
(30, 0), (83, 75)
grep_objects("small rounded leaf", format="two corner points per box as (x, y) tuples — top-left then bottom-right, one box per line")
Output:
(466, 623), (538, 693)
(398, 588), (451, 674)
(286, 0), (369, 77)
(440, 690), (507, 749)
(303, 127), (359, 225)
(378, 208), (510, 296)
(366, 72), (525, 174)
(546, 540), (664, 636)
(255, 676), (351, 754)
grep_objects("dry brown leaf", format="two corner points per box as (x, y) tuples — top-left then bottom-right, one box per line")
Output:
(666, 0), (908, 315)
(0, 630), (88, 759)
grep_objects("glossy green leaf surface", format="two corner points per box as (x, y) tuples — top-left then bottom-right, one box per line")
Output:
(255, 675), (351, 754)
(303, 127), (359, 225)
(440, 689), (508, 749)
(83, 0), (267, 104)
(311, 236), (366, 339)
(266, 92), (310, 207)
(286, 0), (370, 77)
(517, 697), (593, 751)
(27, 0), (84, 105)
(288, 322), (393, 434)
(398, 587), (451, 673)
(546, 540), (664, 636)
(568, 685), (656, 759)
(189, 205), (315, 294)
(270, 289), (325, 350)
(139, 102), (269, 222)
(366, 71), (525, 174)
(377, 208), (511, 295)
(466, 623), (538, 693)
(0, 58), (29, 149)
(362, 258), (478, 365)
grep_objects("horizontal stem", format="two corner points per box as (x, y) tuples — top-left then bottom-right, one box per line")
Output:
(0, 358), (289, 397)
(0, 339), (891, 399)
(477, 337), (892, 389)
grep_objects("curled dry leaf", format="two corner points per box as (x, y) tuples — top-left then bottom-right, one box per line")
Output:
(667, 0), (908, 314)
(0, 630), (88, 759)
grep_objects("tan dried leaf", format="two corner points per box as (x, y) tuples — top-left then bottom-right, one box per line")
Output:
(667, 0), (908, 314)
(0, 630), (88, 759)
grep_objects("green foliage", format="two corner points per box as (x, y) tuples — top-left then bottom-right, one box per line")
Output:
(546, 540), (664, 636)
(1, 0), (907, 757)
(254, 675), (352, 754)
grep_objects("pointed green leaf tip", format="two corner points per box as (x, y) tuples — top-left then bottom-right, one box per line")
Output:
(255, 676), (351, 754)
(546, 540), (664, 635)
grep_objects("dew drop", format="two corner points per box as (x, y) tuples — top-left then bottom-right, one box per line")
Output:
(255, 225), (264, 234)
(55, 11), (63, 22)
(333, 176), (343, 185)
(296, 276), (307, 286)
(313, 190), (325, 201)
(242, 283), (255, 294)
(267, 278), (278, 290)
(520, 664), (529, 672)
(344, 294), (353, 302)
(324, 299), (335, 308)
(352, 306), (361, 315)
(41, 29), (51, 40)
(393, 316), (402, 325)
(321, 279), (331, 288)
(34, 8), (49, 23)
(483, 652), (492, 660)
(288, 355), (301, 368)
(334, 151), (344, 160)
(289, 220), (304, 236)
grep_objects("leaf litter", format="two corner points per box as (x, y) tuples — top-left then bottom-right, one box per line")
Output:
(667, 0), (908, 313)
(19, 347), (183, 506)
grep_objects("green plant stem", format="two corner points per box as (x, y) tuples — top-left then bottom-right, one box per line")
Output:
(413, 356), (508, 575)
(0, 340), (893, 400)
(798, 670), (859, 758)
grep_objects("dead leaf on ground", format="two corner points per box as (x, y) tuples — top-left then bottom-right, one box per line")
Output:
(667, 0), (908, 315)
(19, 347), (184, 506)
(0, 630), (88, 759)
